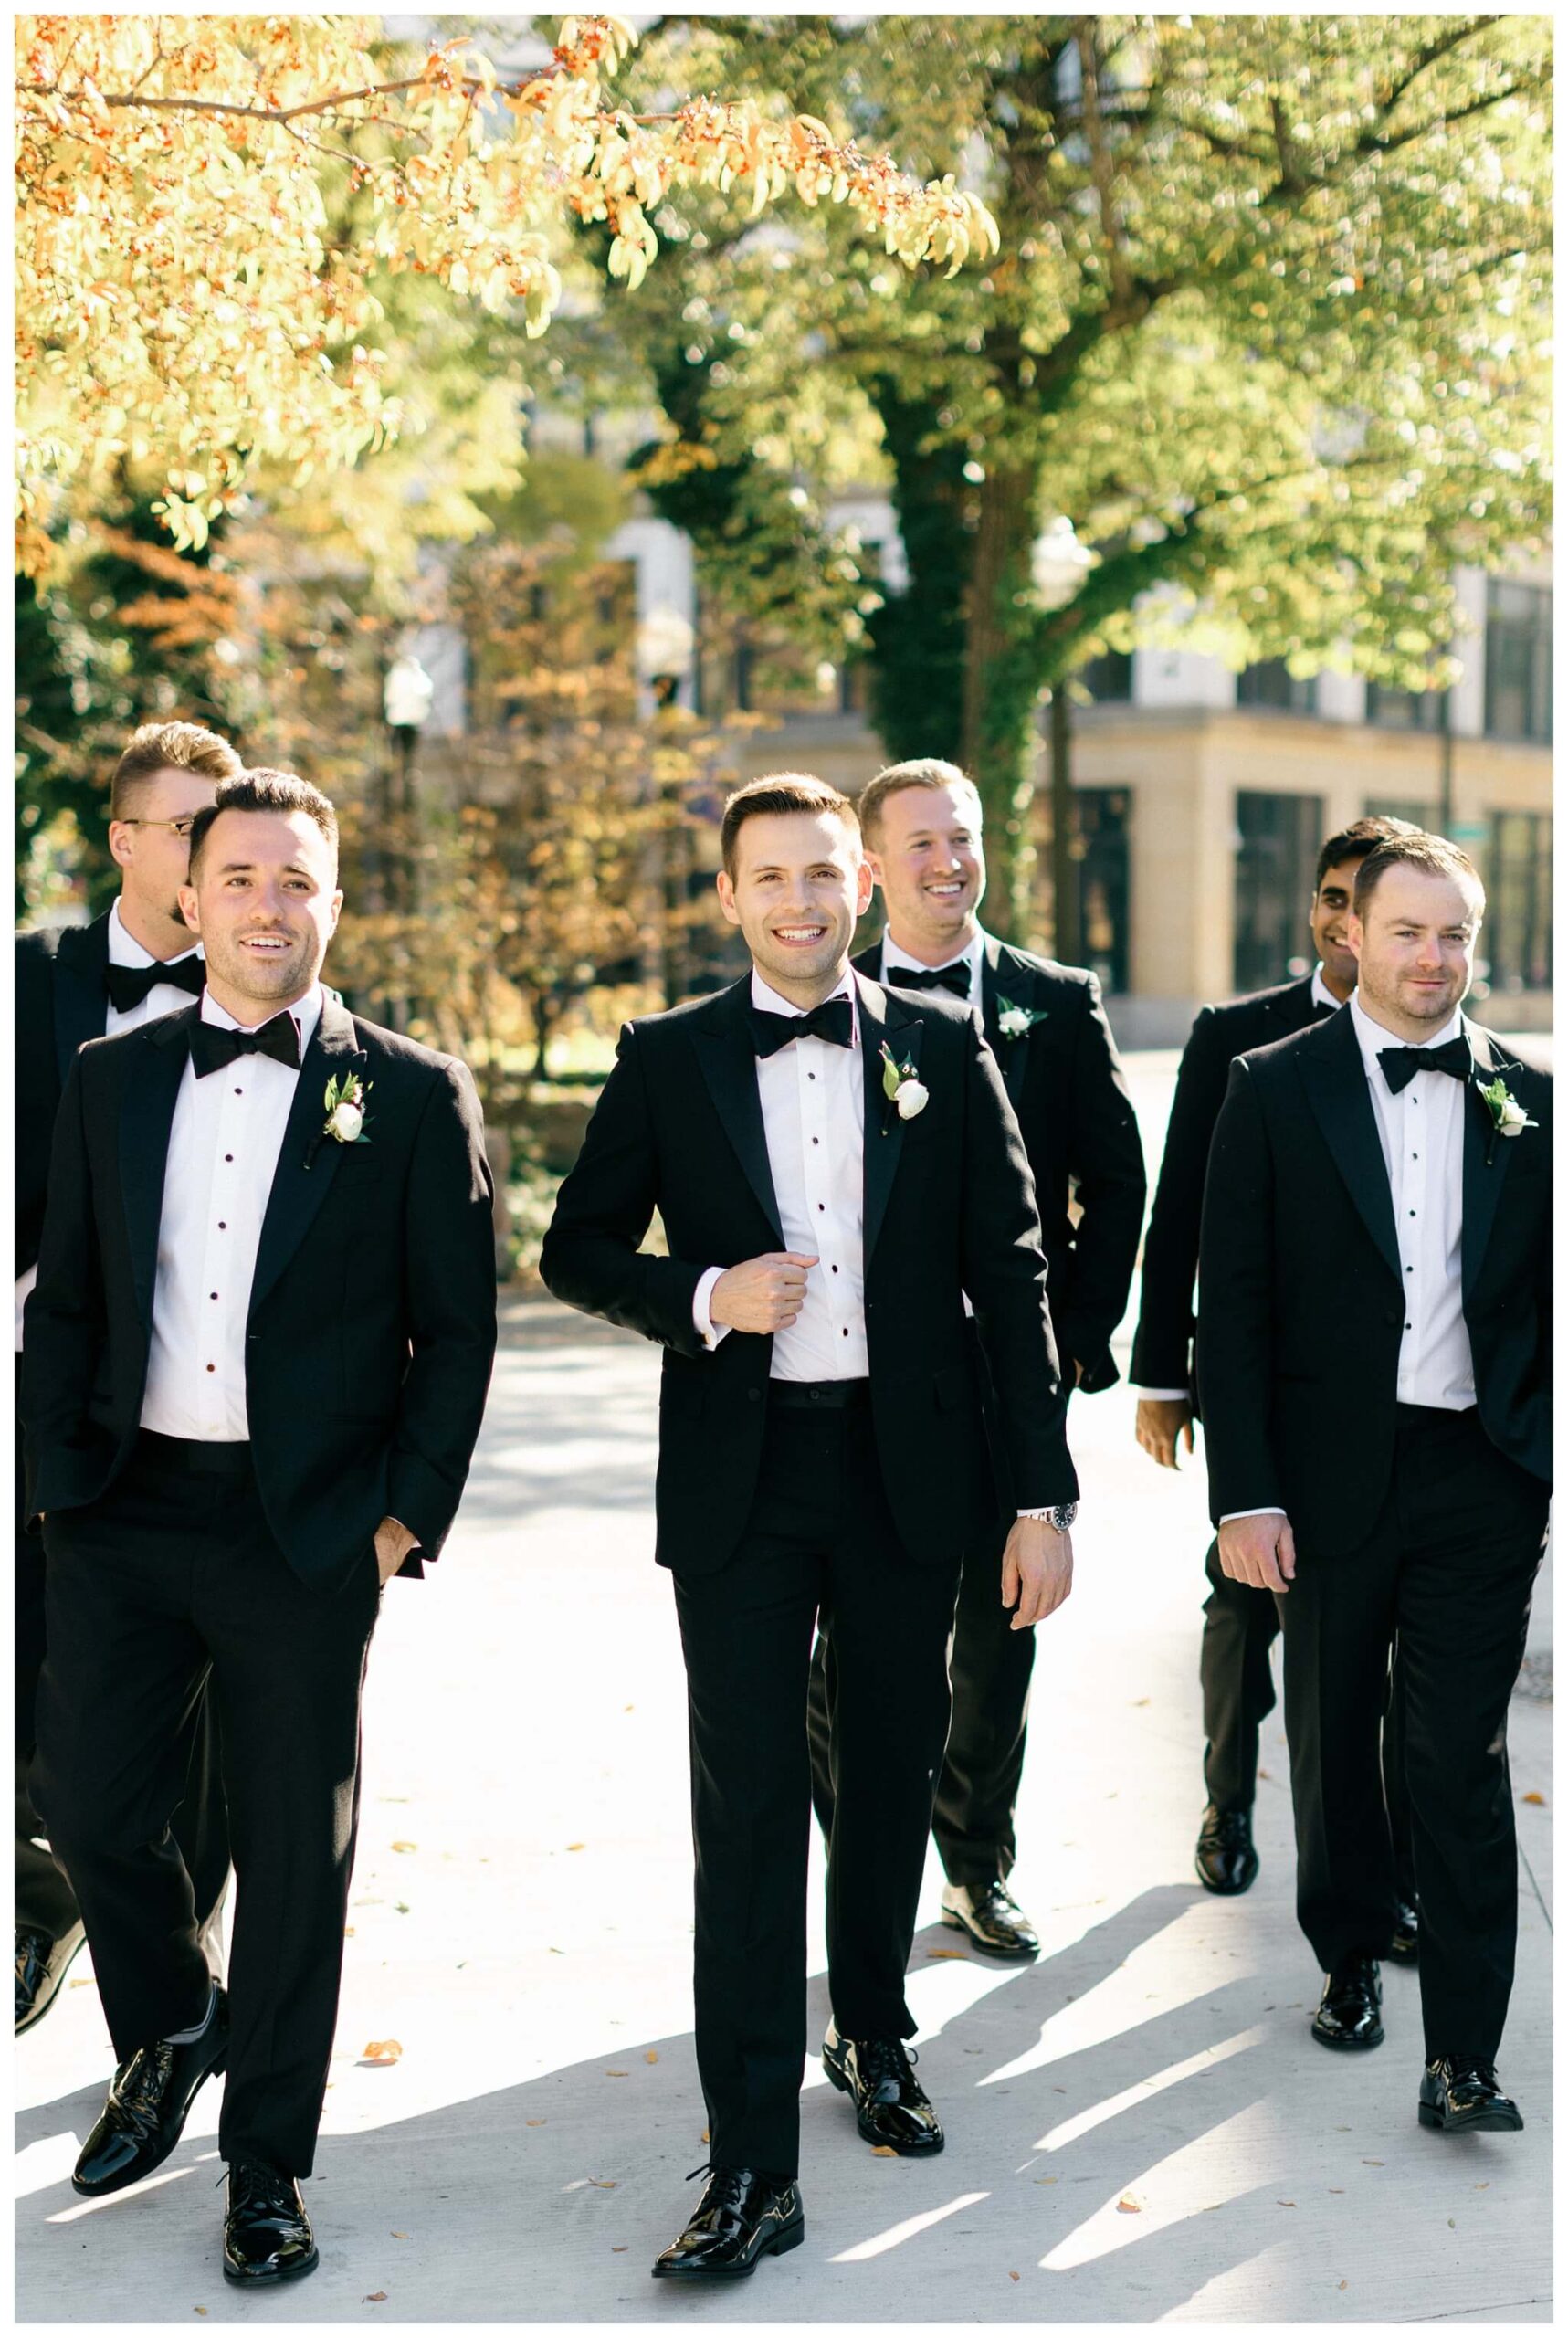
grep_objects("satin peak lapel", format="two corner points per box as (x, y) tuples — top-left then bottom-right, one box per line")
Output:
(692, 983), (784, 1244)
(1460, 1026), (1512, 1297)
(121, 1011), (195, 1331)
(858, 974), (921, 1266)
(248, 997), (367, 1316)
(1298, 1010), (1403, 1287)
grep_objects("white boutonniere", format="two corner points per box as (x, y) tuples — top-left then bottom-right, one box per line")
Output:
(1477, 1074), (1537, 1165)
(996, 995), (1049, 1041)
(879, 1041), (928, 1130)
(307, 1071), (373, 1168)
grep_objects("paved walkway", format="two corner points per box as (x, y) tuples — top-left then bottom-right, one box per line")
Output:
(14, 1055), (1552, 2324)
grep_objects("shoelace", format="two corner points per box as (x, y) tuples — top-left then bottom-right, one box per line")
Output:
(223, 2160), (300, 2222)
(15, 1931), (50, 1981)
(857, 2037), (918, 2091)
(115, 2043), (175, 2124)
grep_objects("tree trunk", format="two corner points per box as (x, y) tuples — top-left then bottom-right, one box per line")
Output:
(959, 464), (1043, 940)
(531, 987), (556, 1083)
(1047, 686), (1078, 964)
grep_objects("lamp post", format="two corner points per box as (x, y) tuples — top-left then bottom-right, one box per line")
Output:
(381, 653), (434, 1033)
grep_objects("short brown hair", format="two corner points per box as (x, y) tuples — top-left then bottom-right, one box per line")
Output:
(109, 721), (242, 820)
(719, 772), (857, 878)
(857, 757), (984, 848)
(1315, 814), (1423, 891)
(187, 769), (340, 882)
(1353, 831), (1484, 919)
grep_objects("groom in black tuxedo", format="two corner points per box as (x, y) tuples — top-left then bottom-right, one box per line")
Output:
(806, 757), (1144, 1959)
(24, 771), (497, 2282)
(1131, 816), (1419, 1914)
(1199, 832), (1551, 2133)
(542, 773), (1079, 2281)
(15, 721), (240, 2036)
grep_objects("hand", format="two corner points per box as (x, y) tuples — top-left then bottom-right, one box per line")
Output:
(374, 1516), (418, 1586)
(1217, 1511), (1296, 1596)
(710, 1252), (818, 1335)
(1000, 1517), (1073, 1630)
(1136, 1397), (1195, 1469)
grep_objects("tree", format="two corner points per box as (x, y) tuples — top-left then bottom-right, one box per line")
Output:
(615, 15), (1552, 930)
(16, 11), (997, 572)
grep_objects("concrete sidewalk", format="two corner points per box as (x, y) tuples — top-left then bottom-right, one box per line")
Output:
(15, 1293), (1552, 2323)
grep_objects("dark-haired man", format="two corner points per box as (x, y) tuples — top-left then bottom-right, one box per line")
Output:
(542, 772), (1078, 2281)
(15, 721), (240, 2035)
(1199, 834), (1551, 2130)
(1131, 816), (1420, 1919)
(24, 772), (497, 2281)
(806, 757), (1145, 1959)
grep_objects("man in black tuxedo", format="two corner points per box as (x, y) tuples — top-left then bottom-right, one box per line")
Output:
(805, 758), (1144, 1959)
(542, 774), (1079, 2281)
(1199, 833), (1550, 2133)
(1131, 817), (1420, 1913)
(16, 721), (240, 2036)
(24, 771), (496, 2281)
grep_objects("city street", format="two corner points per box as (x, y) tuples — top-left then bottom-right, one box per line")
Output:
(15, 1055), (1552, 2325)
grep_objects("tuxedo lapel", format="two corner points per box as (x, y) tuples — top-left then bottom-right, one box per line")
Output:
(982, 937), (1033, 1111)
(858, 974), (921, 1267)
(53, 917), (111, 1083)
(1297, 1008), (1403, 1287)
(248, 997), (368, 1317)
(121, 1008), (195, 1330)
(1460, 1024), (1513, 1298)
(691, 980), (784, 1245)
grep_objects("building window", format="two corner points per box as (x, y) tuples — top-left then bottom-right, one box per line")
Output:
(1364, 797), (1436, 827)
(1079, 648), (1133, 703)
(1484, 583), (1552, 742)
(1364, 681), (1444, 732)
(1237, 659), (1317, 714)
(1071, 788), (1131, 994)
(1234, 791), (1324, 993)
(1484, 811), (1552, 994)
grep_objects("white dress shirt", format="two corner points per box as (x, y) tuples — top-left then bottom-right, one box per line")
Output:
(880, 927), (986, 1003)
(1136, 963), (1342, 1404)
(16, 903), (205, 1351)
(693, 972), (868, 1380)
(140, 986), (323, 1440)
(1220, 985), (1476, 1524)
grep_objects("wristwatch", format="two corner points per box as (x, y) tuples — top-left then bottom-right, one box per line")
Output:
(1019, 1502), (1079, 1532)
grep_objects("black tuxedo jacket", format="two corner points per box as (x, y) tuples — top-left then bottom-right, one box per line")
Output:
(22, 995), (499, 1592)
(539, 970), (1078, 1574)
(16, 913), (117, 1280)
(1130, 974), (1323, 1393)
(855, 936), (1145, 1389)
(1197, 1006), (1552, 1550)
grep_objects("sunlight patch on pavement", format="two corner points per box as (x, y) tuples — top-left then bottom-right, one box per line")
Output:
(47, 2152), (218, 2221)
(982, 1907), (1248, 2085)
(14, 2133), (83, 2200)
(1040, 2103), (1268, 2270)
(831, 2191), (991, 2262)
(1035, 2027), (1263, 2152)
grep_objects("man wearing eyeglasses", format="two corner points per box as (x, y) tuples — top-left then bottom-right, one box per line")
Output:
(15, 721), (240, 2035)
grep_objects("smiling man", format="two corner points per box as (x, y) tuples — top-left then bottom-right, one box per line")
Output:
(22, 771), (496, 2285)
(1197, 832), (1552, 2134)
(542, 772), (1079, 2282)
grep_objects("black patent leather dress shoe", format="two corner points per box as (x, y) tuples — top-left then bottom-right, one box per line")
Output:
(1310, 1958), (1384, 2050)
(1386, 1896), (1420, 1965)
(822, 2021), (944, 2154)
(1418, 2056), (1523, 2133)
(72, 1988), (229, 2197)
(651, 2166), (804, 2280)
(16, 1922), (87, 2035)
(940, 1880), (1040, 1958)
(1194, 1806), (1259, 1896)
(222, 2159), (320, 2284)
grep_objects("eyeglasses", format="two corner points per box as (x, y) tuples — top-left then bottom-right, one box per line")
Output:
(119, 815), (198, 837)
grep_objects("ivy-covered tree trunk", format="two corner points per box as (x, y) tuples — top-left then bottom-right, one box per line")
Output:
(958, 465), (1045, 941)
(861, 378), (971, 770)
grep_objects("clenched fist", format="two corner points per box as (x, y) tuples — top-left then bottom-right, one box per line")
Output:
(710, 1251), (819, 1335)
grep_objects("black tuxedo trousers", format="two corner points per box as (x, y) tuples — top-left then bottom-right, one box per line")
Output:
(1281, 1405), (1548, 2059)
(675, 1390), (963, 2178)
(34, 1435), (380, 2175)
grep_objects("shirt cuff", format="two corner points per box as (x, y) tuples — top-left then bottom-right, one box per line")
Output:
(1135, 1387), (1190, 1402)
(1218, 1508), (1288, 1523)
(693, 1266), (731, 1351)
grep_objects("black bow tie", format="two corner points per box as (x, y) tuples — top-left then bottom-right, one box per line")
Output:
(104, 955), (205, 1015)
(887, 961), (972, 1000)
(751, 996), (855, 1057)
(1378, 1037), (1472, 1094)
(189, 1013), (301, 1079)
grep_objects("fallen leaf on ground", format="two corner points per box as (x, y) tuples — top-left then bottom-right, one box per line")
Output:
(612, 2245), (627, 2252)
(1328, 2187), (1344, 2195)
(391, 2231), (409, 2239)
(1277, 2199), (1297, 2207)
(567, 1842), (586, 1851)
(1008, 2271), (1020, 2282)
(69, 1977), (92, 1987)
(645, 2050), (658, 2064)
(526, 2119), (546, 2127)
(194, 2312), (208, 2319)
(1475, 2182), (1489, 2190)
(605, 2069), (628, 2078)
(362, 2040), (403, 2064)
(394, 1902), (409, 1914)
(1447, 2218), (1456, 2229)
(624, 1704), (634, 1711)
(391, 1841), (417, 1853)
(1361, 2158), (1384, 2166)
(1521, 1791), (1546, 1806)
(1035, 2176), (1058, 2185)
(926, 1948), (968, 1959)
(343, 1926), (355, 1937)
(871, 2145), (899, 2157)
(700, 2130), (710, 2144)
(1131, 1697), (1150, 1707)
(1338, 2280), (1348, 2291)
(588, 2179), (616, 2189)
(1258, 1767), (1271, 1780)
(1116, 2196), (1142, 2214)
(364, 2294), (387, 2304)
